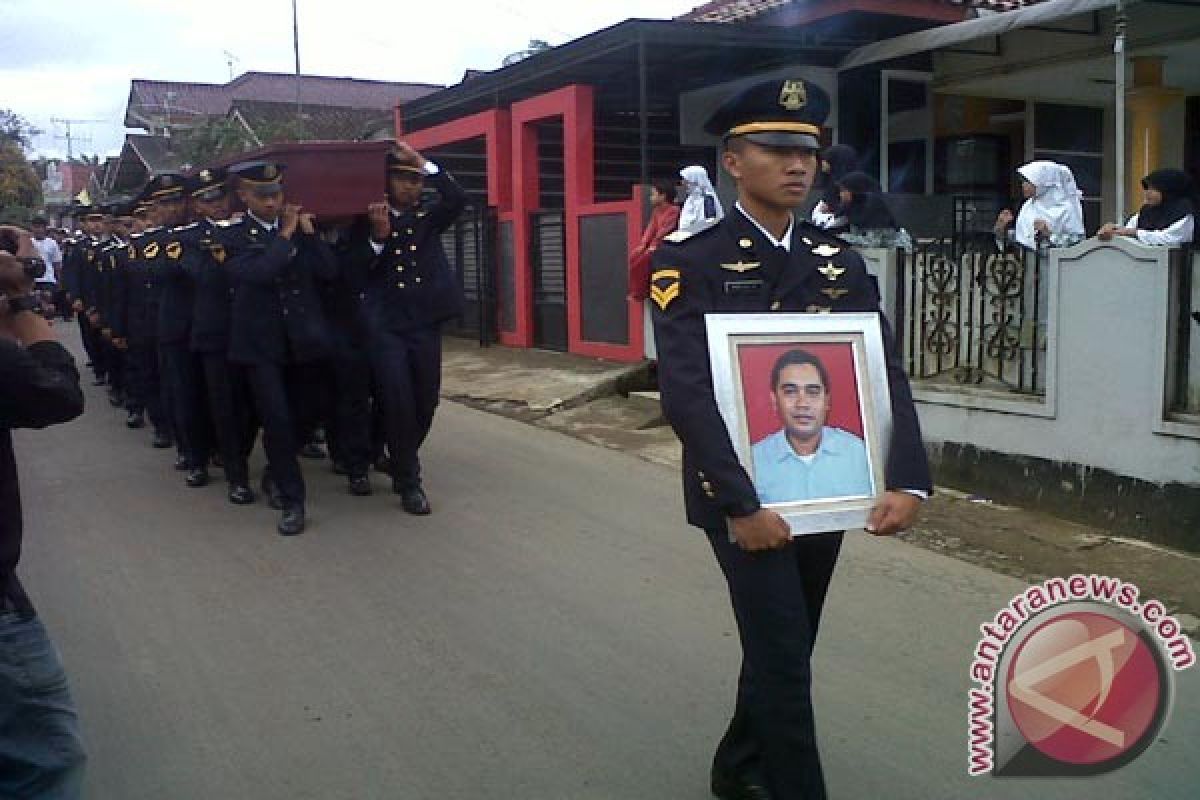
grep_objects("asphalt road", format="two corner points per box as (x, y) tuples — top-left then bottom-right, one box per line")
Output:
(13, 346), (1200, 799)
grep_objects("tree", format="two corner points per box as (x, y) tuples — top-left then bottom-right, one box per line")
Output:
(0, 109), (41, 151)
(173, 116), (257, 166)
(0, 140), (42, 225)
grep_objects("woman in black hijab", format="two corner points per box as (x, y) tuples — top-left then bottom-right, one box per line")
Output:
(837, 171), (898, 230)
(1097, 168), (1195, 246)
(811, 144), (859, 231)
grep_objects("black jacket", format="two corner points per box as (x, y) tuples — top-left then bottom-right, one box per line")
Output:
(1, 340), (84, 612)
(158, 224), (199, 346)
(342, 170), (466, 336)
(115, 229), (167, 343)
(651, 209), (932, 531)
(182, 220), (235, 354)
(220, 218), (337, 365)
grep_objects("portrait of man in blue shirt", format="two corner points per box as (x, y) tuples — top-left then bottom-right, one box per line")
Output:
(750, 348), (873, 504)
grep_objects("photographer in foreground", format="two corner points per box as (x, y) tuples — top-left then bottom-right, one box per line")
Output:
(0, 224), (87, 798)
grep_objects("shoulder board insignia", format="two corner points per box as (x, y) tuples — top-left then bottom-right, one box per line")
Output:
(818, 262), (845, 281)
(812, 244), (841, 258)
(166, 241), (183, 260)
(821, 287), (850, 300)
(650, 268), (682, 311)
(720, 261), (761, 273)
(209, 243), (227, 264)
(143, 242), (161, 259)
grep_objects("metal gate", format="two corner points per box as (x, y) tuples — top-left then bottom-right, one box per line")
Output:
(440, 205), (498, 346)
(531, 210), (568, 351)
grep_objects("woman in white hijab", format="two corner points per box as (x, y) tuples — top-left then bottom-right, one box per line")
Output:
(678, 165), (724, 233)
(994, 160), (1086, 249)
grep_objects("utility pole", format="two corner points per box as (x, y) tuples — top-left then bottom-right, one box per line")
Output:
(1114, 0), (1128, 223)
(50, 117), (101, 161)
(292, 0), (302, 119)
(223, 49), (240, 81)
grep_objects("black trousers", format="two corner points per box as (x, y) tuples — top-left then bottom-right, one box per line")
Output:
(243, 362), (320, 509)
(76, 313), (100, 374)
(326, 344), (372, 478)
(200, 353), (256, 486)
(105, 339), (125, 397)
(160, 342), (211, 469)
(705, 529), (844, 800)
(369, 325), (441, 488)
(127, 339), (169, 434)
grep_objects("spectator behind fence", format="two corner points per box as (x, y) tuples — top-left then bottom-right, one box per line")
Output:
(629, 178), (681, 360)
(0, 225), (88, 798)
(833, 171), (913, 251)
(678, 165), (723, 233)
(994, 160), (1086, 250)
(811, 144), (858, 232)
(1097, 168), (1196, 247)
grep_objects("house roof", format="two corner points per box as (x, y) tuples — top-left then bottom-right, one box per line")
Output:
(126, 71), (442, 128)
(231, 99), (392, 144)
(678, 0), (1048, 24)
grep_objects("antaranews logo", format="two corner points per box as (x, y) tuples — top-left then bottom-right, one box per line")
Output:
(968, 574), (1195, 777)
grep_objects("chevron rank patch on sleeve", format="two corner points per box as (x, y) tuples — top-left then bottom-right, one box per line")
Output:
(651, 268), (681, 311)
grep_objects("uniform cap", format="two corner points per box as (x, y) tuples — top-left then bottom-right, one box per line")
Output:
(146, 172), (187, 201)
(704, 77), (830, 149)
(186, 166), (230, 200)
(231, 160), (285, 195)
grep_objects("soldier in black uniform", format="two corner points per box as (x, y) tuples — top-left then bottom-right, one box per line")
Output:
(116, 181), (173, 449)
(156, 174), (214, 489)
(110, 197), (153, 429)
(181, 168), (257, 505)
(651, 78), (932, 800)
(64, 206), (107, 385)
(220, 161), (337, 535)
(342, 142), (466, 515)
(98, 204), (133, 410)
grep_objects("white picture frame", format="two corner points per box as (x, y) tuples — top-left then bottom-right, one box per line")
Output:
(706, 312), (894, 535)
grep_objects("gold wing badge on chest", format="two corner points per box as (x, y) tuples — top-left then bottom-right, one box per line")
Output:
(720, 261), (760, 273)
(817, 261), (845, 281)
(650, 268), (681, 311)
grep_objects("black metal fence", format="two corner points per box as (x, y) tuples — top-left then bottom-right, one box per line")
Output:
(899, 238), (1047, 395)
(440, 205), (499, 346)
(1169, 246), (1199, 415)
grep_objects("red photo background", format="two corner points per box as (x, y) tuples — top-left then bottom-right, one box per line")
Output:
(737, 341), (865, 445)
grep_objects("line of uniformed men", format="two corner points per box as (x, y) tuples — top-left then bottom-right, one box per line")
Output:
(57, 143), (466, 536)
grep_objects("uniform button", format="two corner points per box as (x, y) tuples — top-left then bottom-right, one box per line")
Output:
(771, 301), (781, 311)
(398, 282), (406, 289)
(394, 249), (402, 255)
(396, 265), (403, 272)
(406, 228), (413, 234)
(391, 232), (399, 239)
(415, 277), (421, 284)
(409, 245), (417, 251)
(702, 481), (714, 492)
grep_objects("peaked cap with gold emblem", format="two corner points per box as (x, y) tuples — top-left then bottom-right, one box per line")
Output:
(186, 166), (229, 200)
(703, 77), (830, 150)
(231, 160), (286, 195)
(146, 172), (187, 201)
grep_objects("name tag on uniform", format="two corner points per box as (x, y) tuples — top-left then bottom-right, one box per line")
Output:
(723, 279), (764, 296)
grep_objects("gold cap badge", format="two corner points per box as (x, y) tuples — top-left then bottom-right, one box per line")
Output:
(779, 80), (807, 112)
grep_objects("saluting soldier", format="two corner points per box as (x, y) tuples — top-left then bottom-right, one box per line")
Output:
(650, 78), (932, 800)
(343, 142), (466, 515)
(181, 167), (257, 505)
(220, 161), (337, 536)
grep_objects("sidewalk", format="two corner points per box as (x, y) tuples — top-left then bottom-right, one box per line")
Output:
(441, 337), (1200, 634)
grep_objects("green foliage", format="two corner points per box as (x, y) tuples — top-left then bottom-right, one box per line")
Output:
(0, 139), (42, 219)
(0, 109), (41, 150)
(174, 116), (256, 166)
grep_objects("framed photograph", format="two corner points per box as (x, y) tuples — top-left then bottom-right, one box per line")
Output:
(706, 313), (894, 535)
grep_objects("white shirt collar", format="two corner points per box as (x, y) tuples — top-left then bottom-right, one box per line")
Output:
(736, 202), (794, 251)
(248, 211), (277, 231)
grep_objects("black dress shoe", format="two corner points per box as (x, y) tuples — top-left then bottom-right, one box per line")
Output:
(260, 475), (283, 510)
(152, 431), (173, 449)
(711, 768), (772, 800)
(348, 474), (372, 496)
(185, 468), (210, 488)
(395, 483), (431, 515)
(277, 506), (306, 536)
(299, 442), (326, 460)
(228, 484), (256, 505)
(126, 411), (145, 429)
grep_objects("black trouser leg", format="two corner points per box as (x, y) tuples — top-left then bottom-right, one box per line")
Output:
(77, 312), (98, 373)
(706, 529), (843, 800)
(161, 343), (210, 469)
(245, 363), (304, 508)
(370, 326), (442, 488)
(202, 354), (252, 486)
(329, 349), (371, 477)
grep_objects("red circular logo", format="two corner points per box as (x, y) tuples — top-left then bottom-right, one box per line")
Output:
(1006, 611), (1164, 766)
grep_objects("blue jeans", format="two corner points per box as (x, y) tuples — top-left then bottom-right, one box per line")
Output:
(0, 611), (86, 799)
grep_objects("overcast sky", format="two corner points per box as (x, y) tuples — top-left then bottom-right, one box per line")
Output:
(1, 0), (701, 159)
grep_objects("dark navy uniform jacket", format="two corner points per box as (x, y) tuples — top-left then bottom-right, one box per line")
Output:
(180, 219), (235, 355)
(114, 229), (166, 344)
(650, 208), (931, 532)
(97, 238), (127, 333)
(342, 170), (467, 336)
(219, 217), (337, 366)
(158, 224), (199, 346)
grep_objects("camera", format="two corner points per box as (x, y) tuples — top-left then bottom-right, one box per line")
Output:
(0, 228), (45, 282)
